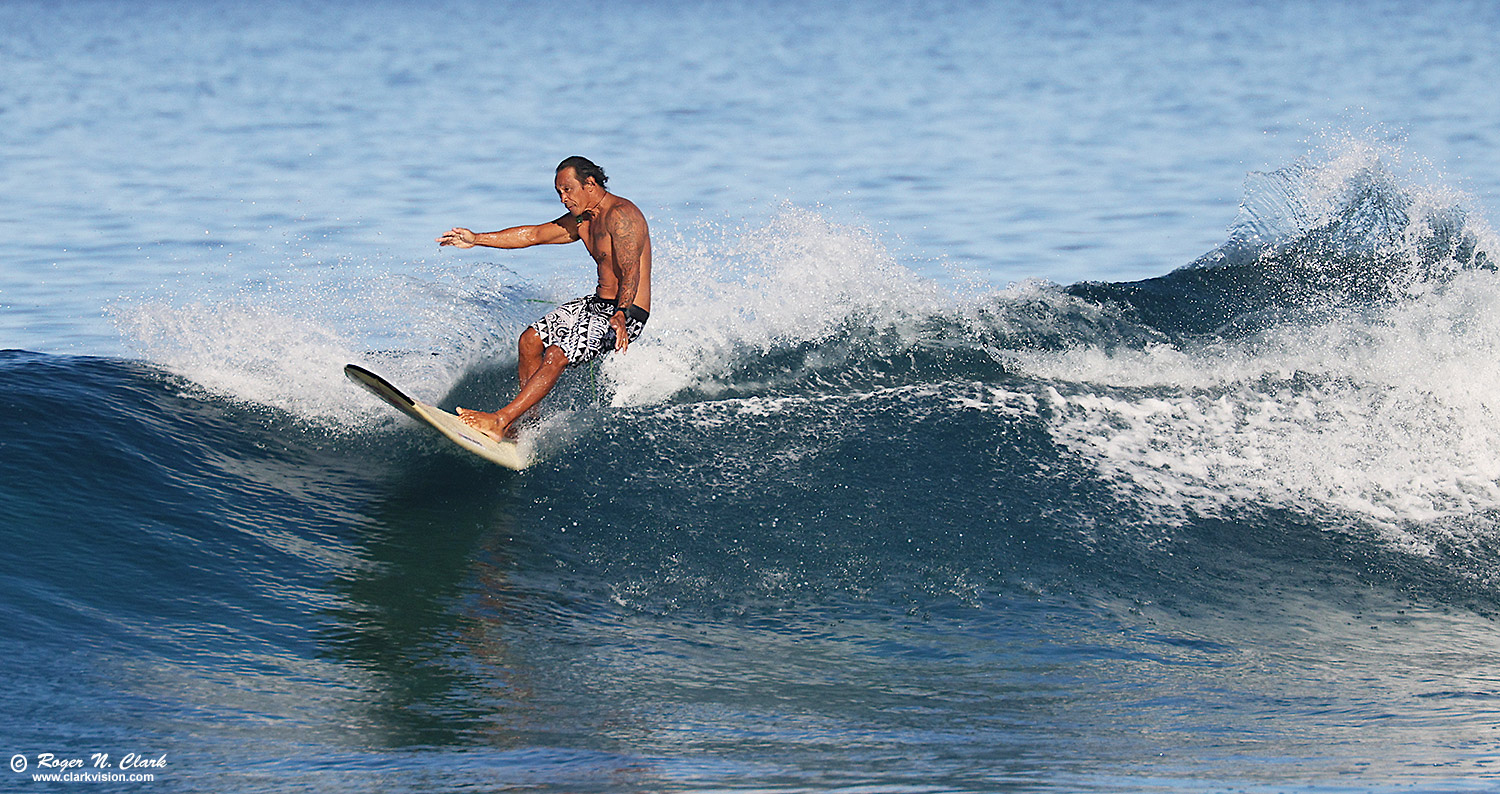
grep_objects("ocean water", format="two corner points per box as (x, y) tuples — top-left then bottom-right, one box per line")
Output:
(5, 0), (1500, 791)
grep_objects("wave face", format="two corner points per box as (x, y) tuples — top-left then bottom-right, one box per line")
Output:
(7, 146), (1500, 790)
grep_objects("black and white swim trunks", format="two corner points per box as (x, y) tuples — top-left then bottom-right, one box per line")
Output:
(530, 295), (649, 367)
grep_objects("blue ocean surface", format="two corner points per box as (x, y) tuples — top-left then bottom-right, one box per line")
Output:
(5, 1), (1500, 791)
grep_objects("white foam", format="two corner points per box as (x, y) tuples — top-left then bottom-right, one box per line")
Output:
(117, 297), (380, 427)
(1015, 263), (1500, 541)
(603, 207), (950, 405)
(964, 140), (1500, 546)
(112, 258), (529, 429)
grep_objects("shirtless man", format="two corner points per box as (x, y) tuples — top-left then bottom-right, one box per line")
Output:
(436, 156), (652, 441)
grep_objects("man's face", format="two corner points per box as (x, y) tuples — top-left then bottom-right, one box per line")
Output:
(554, 168), (598, 217)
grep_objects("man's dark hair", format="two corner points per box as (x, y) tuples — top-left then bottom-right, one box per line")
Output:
(557, 156), (608, 188)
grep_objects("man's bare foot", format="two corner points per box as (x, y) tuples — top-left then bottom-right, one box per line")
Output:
(457, 407), (510, 442)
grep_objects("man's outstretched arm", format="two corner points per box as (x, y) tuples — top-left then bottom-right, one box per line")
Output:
(437, 214), (579, 249)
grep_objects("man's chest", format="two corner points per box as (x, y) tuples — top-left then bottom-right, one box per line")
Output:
(580, 222), (613, 264)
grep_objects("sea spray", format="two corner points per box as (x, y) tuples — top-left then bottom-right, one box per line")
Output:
(112, 258), (536, 429)
(1001, 142), (1500, 546)
(606, 207), (951, 406)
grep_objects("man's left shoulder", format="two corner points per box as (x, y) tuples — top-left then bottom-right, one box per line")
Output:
(605, 196), (648, 228)
(608, 194), (644, 216)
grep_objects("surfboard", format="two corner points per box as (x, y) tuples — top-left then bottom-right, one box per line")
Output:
(343, 364), (528, 470)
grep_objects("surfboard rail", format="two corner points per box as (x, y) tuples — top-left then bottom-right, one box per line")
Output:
(344, 364), (528, 470)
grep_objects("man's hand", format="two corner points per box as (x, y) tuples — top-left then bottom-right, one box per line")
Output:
(611, 312), (630, 353)
(437, 227), (477, 248)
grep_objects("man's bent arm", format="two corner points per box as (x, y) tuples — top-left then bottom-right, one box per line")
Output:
(605, 206), (648, 353)
(606, 209), (646, 309)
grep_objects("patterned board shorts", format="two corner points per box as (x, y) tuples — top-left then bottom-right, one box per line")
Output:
(530, 295), (649, 367)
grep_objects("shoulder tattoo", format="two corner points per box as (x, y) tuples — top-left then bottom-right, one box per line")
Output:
(608, 210), (644, 259)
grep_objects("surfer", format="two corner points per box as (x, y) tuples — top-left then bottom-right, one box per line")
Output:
(436, 156), (652, 441)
